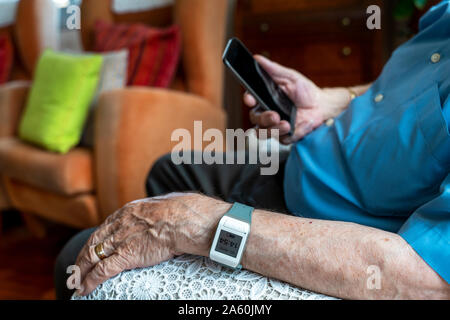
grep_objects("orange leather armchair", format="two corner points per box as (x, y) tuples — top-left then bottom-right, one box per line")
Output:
(0, 0), (228, 229)
(0, 0), (57, 82)
(0, 0), (58, 212)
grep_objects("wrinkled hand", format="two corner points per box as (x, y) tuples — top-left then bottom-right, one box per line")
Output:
(75, 193), (230, 296)
(245, 55), (351, 144)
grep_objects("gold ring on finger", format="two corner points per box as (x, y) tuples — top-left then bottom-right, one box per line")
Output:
(94, 242), (107, 260)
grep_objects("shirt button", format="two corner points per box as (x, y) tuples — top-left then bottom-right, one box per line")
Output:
(374, 93), (384, 103)
(431, 53), (441, 63)
(325, 118), (335, 127)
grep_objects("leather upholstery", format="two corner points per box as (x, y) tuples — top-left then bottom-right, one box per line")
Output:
(0, 138), (94, 196)
(80, 0), (227, 107)
(0, 0), (58, 81)
(174, 0), (227, 107)
(0, 81), (30, 138)
(14, 0), (59, 76)
(0, 0), (228, 228)
(4, 177), (99, 228)
(0, 0), (59, 211)
(86, 0), (229, 220)
(95, 88), (225, 219)
(0, 25), (27, 81)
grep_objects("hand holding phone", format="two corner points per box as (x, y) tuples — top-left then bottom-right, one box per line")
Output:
(223, 38), (297, 136)
(223, 37), (340, 143)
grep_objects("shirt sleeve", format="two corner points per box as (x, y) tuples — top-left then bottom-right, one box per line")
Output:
(418, 0), (449, 31)
(398, 174), (450, 283)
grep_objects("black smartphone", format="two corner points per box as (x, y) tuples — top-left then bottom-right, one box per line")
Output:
(223, 37), (297, 136)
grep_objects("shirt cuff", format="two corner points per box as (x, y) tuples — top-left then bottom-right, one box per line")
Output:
(398, 216), (450, 284)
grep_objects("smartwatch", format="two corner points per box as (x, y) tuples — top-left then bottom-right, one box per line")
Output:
(209, 202), (254, 269)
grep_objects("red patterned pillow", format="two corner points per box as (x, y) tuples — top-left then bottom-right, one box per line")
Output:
(0, 33), (13, 84)
(94, 21), (181, 88)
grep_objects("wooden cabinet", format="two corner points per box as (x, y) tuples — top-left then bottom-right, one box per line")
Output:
(232, 0), (390, 128)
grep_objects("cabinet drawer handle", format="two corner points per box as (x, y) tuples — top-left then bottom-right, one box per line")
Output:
(341, 17), (351, 27)
(342, 46), (352, 56)
(260, 23), (269, 32)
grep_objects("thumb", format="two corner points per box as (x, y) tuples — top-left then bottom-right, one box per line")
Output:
(254, 55), (295, 80)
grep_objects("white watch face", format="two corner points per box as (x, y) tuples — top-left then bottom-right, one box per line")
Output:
(209, 216), (250, 268)
(214, 230), (243, 258)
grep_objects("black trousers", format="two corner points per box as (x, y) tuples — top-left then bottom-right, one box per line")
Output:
(54, 151), (290, 299)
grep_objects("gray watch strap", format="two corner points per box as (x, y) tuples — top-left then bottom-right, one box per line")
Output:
(225, 203), (254, 270)
(225, 202), (253, 223)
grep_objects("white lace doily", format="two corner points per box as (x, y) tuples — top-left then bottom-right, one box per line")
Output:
(72, 254), (336, 300)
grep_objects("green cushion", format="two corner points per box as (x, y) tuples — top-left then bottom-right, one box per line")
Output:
(19, 49), (103, 153)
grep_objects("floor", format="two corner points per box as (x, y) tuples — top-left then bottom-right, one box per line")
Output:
(0, 210), (78, 300)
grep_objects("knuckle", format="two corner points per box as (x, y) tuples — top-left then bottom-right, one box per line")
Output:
(86, 246), (98, 262)
(90, 233), (103, 245)
(116, 244), (137, 264)
(96, 261), (108, 276)
(116, 214), (127, 227)
(105, 211), (119, 224)
(118, 245), (133, 257)
(86, 233), (98, 246)
(75, 255), (84, 267)
(113, 228), (127, 243)
(77, 254), (90, 270)
(113, 255), (128, 270)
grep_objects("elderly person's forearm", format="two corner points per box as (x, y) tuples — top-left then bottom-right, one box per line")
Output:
(75, 193), (449, 299)
(186, 201), (449, 300)
(229, 209), (448, 299)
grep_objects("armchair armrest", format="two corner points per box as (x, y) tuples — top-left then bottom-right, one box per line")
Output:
(0, 81), (31, 138)
(94, 87), (226, 219)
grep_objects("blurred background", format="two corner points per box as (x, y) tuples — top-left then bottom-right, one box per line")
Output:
(0, 0), (441, 299)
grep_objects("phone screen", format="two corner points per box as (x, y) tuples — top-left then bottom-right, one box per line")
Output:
(223, 38), (296, 134)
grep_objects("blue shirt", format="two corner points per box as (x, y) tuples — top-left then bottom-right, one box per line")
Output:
(284, 1), (450, 283)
